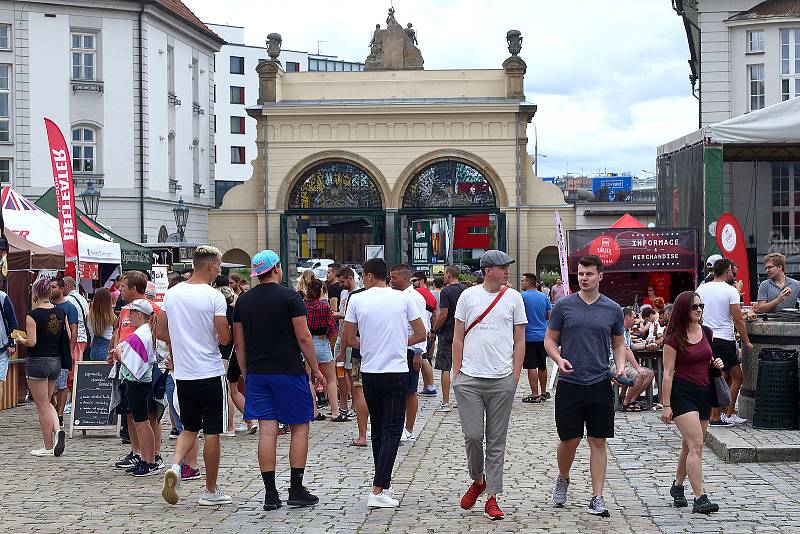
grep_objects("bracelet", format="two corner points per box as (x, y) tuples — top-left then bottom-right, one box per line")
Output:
(662, 404), (671, 407)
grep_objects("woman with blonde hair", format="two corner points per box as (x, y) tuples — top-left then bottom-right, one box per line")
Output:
(296, 270), (317, 299)
(87, 287), (116, 361)
(16, 276), (68, 457)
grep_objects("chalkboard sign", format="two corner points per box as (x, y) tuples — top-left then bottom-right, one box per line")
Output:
(69, 361), (119, 438)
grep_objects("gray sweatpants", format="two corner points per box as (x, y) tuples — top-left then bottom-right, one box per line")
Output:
(453, 372), (517, 495)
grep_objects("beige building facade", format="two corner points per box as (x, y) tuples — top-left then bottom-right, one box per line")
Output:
(209, 28), (600, 281)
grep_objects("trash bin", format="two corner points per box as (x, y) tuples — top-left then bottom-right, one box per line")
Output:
(753, 348), (799, 430)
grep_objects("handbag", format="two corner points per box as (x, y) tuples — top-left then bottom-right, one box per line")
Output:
(69, 294), (92, 360)
(465, 286), (508, 336)
(60, 319), (73, 371)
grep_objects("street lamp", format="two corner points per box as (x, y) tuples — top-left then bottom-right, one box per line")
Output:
(80, 180), (101, 220)
(172, 198), (189, 242)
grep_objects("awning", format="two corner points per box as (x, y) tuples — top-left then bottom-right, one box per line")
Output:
(35, 187), (152, 271)
(610, 213), (645, 229)
(6, 226), (65, 270)
(2, 187), (121, 264)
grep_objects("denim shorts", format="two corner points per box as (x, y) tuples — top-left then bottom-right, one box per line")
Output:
(0, 351), (8, 382)
(313, 336), (333, 364)
(26, 356), (61, 382)
(56, 368), (68, 390)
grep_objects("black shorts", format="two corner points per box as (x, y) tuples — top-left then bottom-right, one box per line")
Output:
(711, 338), (739, 372)
(176, 375), (228, 435)
(524, 341), (547, 371)
(554, 379), (614, 441)
(227, 354), (242, 383)
(126, 379), (156, 423)
(670, 377), (712, 420)
(435, 341), (453, 372)
(407, 350), (420, 394)
(116, 379), (130, 415)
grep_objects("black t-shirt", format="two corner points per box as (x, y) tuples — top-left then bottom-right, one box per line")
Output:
(27, 306), (68, 359)
(328, 282), (343, 310)
(343, 287), (367, 360)
(233, 282), (307, 375)
(219, 306), (234, 360)
(437, 282), (466, 343)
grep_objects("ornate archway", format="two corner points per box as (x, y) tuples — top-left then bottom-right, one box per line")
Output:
(288, 161), (383, 210)
(402, 160), (497, 209)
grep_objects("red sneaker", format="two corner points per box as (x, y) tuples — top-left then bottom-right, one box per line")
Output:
(181, 464), (201, 481)
(484, 496), (504, 520)
(460, 480), (487, 510)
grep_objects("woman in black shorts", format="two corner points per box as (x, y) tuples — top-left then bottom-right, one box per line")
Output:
(16, 276), (68, 457)
(220, 286), (255, 434)
(661, 291), (725, 514)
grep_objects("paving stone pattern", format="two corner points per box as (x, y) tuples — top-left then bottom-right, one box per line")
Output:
(2, 379), (800, 533)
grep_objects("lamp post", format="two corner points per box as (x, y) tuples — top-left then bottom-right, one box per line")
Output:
(172, 198), (189, 242)
(80, 180), (101, 220)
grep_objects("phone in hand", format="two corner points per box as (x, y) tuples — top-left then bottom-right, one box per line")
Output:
(608, 370), (635, 387)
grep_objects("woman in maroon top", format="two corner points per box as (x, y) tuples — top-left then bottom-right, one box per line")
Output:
(304, 279), (344, 422)
(661, 291), (725, 514)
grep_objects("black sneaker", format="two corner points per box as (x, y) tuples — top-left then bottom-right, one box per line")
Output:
(692, 494), (719, 514)
(263, 490), (283, 511)
(132, 462), (158, 477)
(670, 481), (688, 507)
(287, 485), (319, 507)
(155, 454), (165, 470)
(126, 459), (143, 474)
(54, 430), (66, 457)
(314, 413), (326, 421)
(115, 451), (139, 468)
(708, 419), (734, 428)
(586, 495), (610, 517)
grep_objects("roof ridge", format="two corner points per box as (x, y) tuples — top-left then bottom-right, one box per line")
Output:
(149, 0), (225, 44)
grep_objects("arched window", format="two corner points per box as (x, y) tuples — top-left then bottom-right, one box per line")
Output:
(403, 160), (496, 208)
(288, 161), (382, 210)
(72, 126), (97, 172)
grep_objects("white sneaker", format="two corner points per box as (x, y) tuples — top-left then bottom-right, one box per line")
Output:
(198, 486), (232, 506)
(161, 465), (181, 505)
(235, 423), (249, 433)
(435, 403), (451, 413)
(727, 413), (748, 425)
(367, 490), (399, 508)
(400, 429), (416, 443)
(30, 447), (54, 457)
(63, 403), (71, 415)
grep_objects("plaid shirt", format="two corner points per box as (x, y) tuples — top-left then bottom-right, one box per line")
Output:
(304, 299), (338, 339)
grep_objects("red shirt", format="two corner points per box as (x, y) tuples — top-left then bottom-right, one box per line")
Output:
(415, 287), (437, 314)
(304, 299), (338, 339)
(117, 302), (161, 343)
(665, 327), (713, 387)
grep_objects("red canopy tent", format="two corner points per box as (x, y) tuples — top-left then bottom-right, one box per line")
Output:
(610, 213), (645, 229)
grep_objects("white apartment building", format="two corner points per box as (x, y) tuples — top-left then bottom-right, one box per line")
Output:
(0, 0), (223, 244)
(207, 23), (363, 206)
(675, 0), (800, 126)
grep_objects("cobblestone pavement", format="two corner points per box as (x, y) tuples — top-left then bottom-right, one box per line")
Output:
(3, 379), (800, 533)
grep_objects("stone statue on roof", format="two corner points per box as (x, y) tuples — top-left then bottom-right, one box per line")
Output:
(365, 8), (423, 71)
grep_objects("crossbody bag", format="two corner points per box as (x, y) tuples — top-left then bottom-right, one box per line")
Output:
(68, 293), (92, 359)
(464, 286), (508, 336)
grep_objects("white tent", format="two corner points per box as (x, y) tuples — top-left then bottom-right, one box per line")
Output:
(706, 97), (800, 144)
(2, 186), (121, 264)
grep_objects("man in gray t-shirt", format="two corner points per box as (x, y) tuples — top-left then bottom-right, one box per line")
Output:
(756, 253), (800, 313)
(544, 255), (626, 518)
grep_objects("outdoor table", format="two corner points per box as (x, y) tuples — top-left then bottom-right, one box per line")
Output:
(636, 349), (663, 408)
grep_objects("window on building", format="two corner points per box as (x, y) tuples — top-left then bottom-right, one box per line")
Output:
(231, 146), (245, 164)
(191, 58), (199, 104)
(192, 137), (199, 184)
(72, 126), (96, 172)
(0, 159), (11, 183)
(747, 30), (764, 53)
(212, 114), (216, 133)
(230, 86), (245, 104)
(771, 162), (800, 241)
(0, 24), (10, 50)
(71, 32), (96, 80)
(0, 65), (9, 142)
(286, 61), (300, 72)
(167, 45), (175, 94)
(230, 116), (245, 134)
(748, 64), (765, 111)
(467, 226), (488, 235)
(215, 180), (242, 207)
(308, 58), (318, 71)
(230, 56), (244, 74)
(212, 144), (216, 164)
(780, 29), (800, 101)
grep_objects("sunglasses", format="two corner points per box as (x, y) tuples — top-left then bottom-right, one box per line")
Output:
(410, 279), (419, 283)
(691, 303), (705, 311)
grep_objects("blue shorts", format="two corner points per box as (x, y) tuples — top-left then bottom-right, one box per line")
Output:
(244, 373), (314, 425)
(313, 337), (333, 364)
(407, 351), (420, 394)
(0, 351), (8, 382)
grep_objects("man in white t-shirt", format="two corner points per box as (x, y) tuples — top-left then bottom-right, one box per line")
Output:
(695, 257), (753, 427)
(157, 245), (233, 507)
(343, 258), (426, 509)
(452, 250), (527, 521)
(389, 264), (430, 444)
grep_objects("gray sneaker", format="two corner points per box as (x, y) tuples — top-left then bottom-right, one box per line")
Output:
(587, 495), (610, 517)
(198, 486), (232, 506)
(552, 475), (569, 506)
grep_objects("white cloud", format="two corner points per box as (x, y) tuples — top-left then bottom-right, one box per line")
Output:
(185, 0), (698, 179)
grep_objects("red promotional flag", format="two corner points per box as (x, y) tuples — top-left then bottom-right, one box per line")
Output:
(44, 118), (79, 262)
(715, 213), (750, 305)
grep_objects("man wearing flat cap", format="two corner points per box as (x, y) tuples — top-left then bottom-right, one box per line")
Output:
(451, 250), (527, 520)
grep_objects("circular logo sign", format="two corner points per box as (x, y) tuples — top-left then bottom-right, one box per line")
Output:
(721, 223), (737, 252)
(588, 235), (621, 266)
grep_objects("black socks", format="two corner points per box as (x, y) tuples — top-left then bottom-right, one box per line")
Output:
(262, 471), (276, 493)
(290, 467), (305, 490)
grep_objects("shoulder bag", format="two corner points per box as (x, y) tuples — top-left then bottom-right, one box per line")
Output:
(69, 294), (92, 360)
(464, 286), (508, 337)
(702, 325), (731, 408)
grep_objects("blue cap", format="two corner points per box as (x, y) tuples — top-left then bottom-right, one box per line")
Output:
(251, 249), (280, 277)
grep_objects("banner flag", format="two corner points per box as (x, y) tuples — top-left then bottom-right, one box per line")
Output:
(715, 212), (750, 305)
(44, 118), (79, 262)
(554, 210), (571, 296)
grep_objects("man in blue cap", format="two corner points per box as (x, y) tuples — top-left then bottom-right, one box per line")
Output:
(233, 250), (323, 511)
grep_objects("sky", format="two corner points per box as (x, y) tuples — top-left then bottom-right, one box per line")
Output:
(184, 0), (698, 180)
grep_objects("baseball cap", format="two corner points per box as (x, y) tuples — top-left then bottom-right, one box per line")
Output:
(706, 253), (723, 268)
(251, 249), (280, 277)
(480, 250), (515, 268)
(124, 299), (154, 316)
